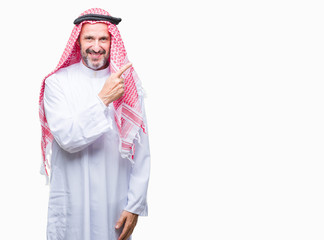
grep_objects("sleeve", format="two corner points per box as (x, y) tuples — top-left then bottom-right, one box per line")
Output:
(43, 75), (113, 153)
(124, 106), (151, 216)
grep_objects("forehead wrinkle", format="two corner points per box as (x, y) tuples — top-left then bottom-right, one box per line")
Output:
(80, 30), (110, 39)
(80, 23), (110, 36)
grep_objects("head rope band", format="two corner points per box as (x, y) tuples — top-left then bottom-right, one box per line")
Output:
(73, 14), (122, 25)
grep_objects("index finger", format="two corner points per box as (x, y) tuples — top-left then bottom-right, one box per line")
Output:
(115, 62), (132, 78)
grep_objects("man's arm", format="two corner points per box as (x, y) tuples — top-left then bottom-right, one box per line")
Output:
(116, 106), (151, 240)
(44, 74), (112, 153)
(124, 119), (151, 215)
(44, 63), (132, 153)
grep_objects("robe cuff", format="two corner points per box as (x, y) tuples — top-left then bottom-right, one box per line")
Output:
(124, 203), (148, 217)
(96, 95), (110, 110)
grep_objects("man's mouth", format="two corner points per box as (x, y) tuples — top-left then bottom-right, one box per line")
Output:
(89, 52), (102, 58)
(86, 49), (106, 58)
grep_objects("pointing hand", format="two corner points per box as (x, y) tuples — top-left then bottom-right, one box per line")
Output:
(98, 62), (132, 106)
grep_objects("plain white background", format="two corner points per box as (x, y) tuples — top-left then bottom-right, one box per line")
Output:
(0, 0), (323, 239)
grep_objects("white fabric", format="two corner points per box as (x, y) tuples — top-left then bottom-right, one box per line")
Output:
(44, 61), (150, 240)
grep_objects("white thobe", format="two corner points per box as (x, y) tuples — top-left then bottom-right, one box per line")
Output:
(44, 61), (150, 240)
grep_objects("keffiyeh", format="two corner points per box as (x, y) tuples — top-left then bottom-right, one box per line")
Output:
(39, 8), (146, 181)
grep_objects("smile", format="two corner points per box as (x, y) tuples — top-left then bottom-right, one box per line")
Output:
(89, 52), (102, 56)
(88, 53), (103, 60)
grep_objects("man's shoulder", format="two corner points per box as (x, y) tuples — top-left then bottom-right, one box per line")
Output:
(45, 63), (79, 84)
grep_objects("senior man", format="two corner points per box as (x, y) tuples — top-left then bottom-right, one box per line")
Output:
(38, 8), (150, 240)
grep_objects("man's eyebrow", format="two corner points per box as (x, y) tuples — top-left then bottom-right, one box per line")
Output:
(83, 35), (94, 39)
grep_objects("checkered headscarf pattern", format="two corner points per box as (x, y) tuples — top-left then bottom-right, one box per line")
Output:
(39, 8), (146, 178)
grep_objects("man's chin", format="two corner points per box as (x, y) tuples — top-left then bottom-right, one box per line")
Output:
(82, 54), (109, 70)
(90, 62), (100, 69)
(88, 60), (105, 70)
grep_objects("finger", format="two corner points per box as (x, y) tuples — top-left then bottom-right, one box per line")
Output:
(118, 222), (132, 240)
(123, 226), (135, 240)
(117, 77), (124, 84)
(115, 62), (132, 78)
(115, 214), (126, 230)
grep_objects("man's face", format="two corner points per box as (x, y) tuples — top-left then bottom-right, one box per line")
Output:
(79, 23), (111, 70)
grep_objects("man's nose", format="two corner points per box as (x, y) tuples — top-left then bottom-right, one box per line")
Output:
(92, 41), (101, 52)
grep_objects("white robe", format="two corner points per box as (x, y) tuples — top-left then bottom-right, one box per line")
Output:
(44, 61), (150, 240)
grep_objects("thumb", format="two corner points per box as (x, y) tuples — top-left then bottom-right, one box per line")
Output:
(115, 213), (126, 229)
